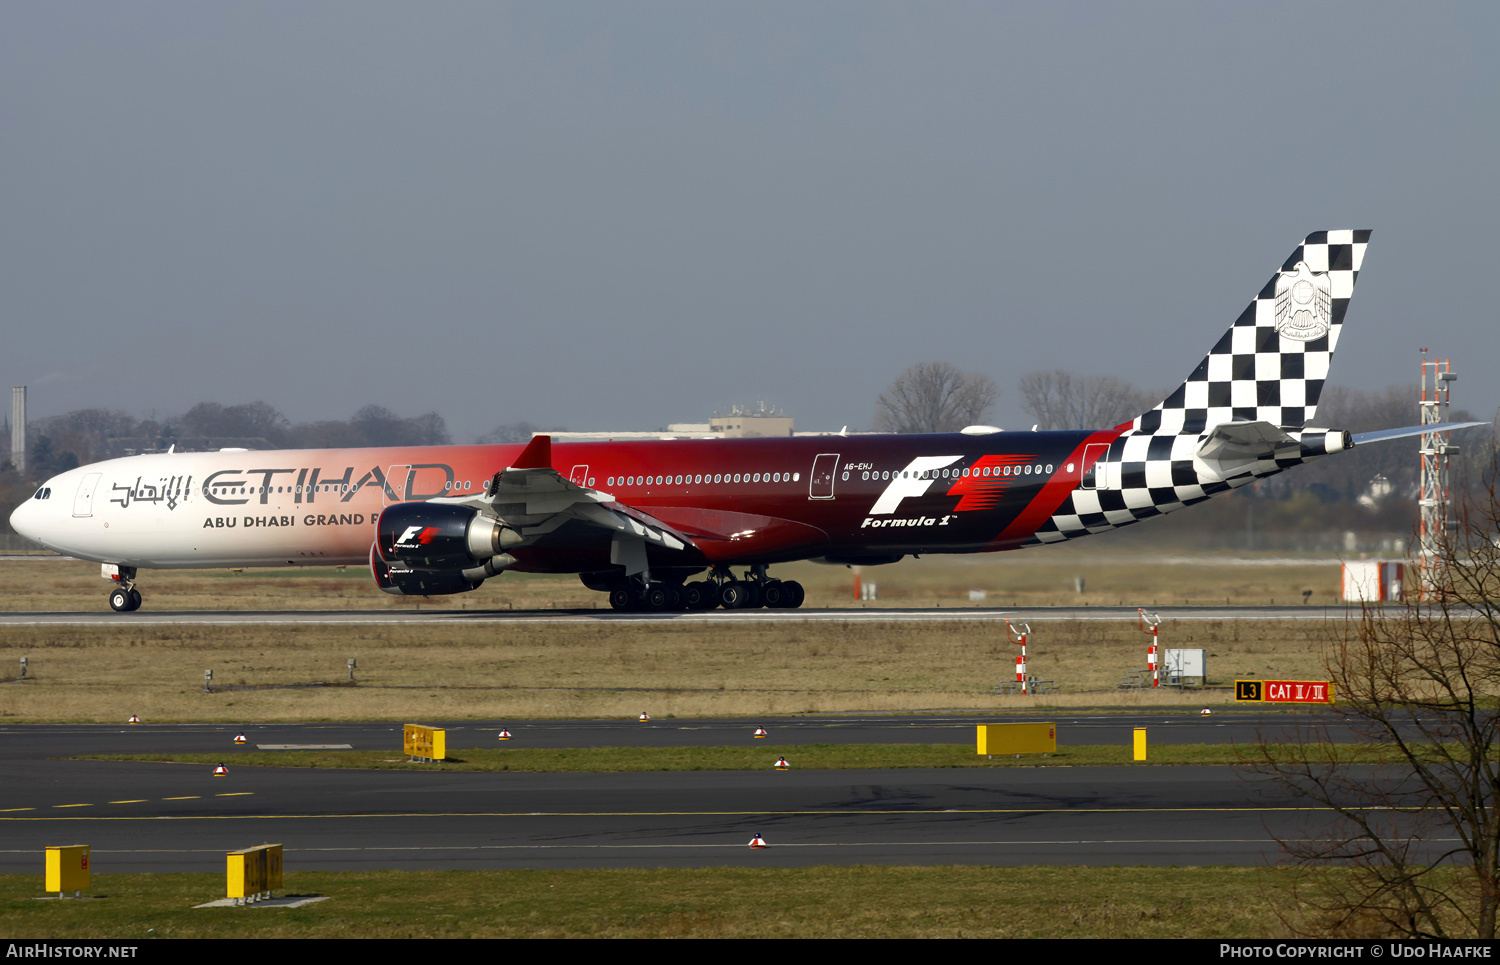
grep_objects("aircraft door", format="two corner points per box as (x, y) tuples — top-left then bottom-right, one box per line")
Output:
(809, 454), (841, 499)
(1080, 444), (1116, 492)
(569, 465), (590, 487)
(72, 472), (102, 518)
(1080, 443), (1115, 490)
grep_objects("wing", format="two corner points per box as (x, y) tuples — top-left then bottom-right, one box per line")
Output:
(432, 435), (695, 576)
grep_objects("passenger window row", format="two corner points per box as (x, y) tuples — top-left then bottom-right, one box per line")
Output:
(606, 472), (801, 488)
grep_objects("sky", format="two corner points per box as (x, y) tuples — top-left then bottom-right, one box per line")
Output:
(3, 2), (1496, 442)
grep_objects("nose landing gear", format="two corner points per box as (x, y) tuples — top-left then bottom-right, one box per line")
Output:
(106, 567), (142, 612)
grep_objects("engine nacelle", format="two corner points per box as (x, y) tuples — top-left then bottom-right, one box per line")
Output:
(370, 548), (482, 596)
(369, 542), (520, 596)
(375, 502), (523, 571)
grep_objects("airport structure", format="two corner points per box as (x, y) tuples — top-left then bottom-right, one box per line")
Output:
(549, 402), (805, 444)
(10, 386), (24, 475)
(1418, 356), (1460, 593)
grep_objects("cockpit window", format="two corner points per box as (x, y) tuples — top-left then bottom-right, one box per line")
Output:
(33, 488), (51, 500)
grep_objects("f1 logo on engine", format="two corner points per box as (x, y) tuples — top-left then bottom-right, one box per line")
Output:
(397, 526), (440, 545)
(869, 456), (962, 515)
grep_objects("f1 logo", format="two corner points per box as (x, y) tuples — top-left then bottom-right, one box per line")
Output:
(869, 456), (962, 515)
(397, 526), (439, 545)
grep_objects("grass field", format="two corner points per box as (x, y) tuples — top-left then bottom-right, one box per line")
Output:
(0, 553), (1350, 722)
(0, 611), (1332, 722)
(1, 866), (1302, 938)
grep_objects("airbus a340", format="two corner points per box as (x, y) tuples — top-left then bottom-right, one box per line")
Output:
(11, 230), (1466, 612)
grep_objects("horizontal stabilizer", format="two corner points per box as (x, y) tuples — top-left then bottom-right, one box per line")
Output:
(1194, 421), (1351, 480)
(1351, 422), (1489, 446)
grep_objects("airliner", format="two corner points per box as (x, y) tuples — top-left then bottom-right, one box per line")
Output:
(9, 230), (1471, 612)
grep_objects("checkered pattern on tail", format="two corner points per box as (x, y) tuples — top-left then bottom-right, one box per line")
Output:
(1027, 231), (1369, 546)
(1136, 230), (1370, 436)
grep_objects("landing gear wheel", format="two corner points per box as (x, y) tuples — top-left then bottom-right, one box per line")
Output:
(128, 589), (142, 611)
(109, 588), (132, 612)
(643, 585), (673, 611)
(680, 582), (707, 610)
(698, 581), (721, 610)
(608, 587), (636, 611)
(781, 580), (805, 608)
(761, 581), (786, 608)
(718, 581), (749, 609)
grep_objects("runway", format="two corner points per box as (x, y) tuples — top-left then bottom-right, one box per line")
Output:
(0, 603), (1362, 626)
(0, 714), (1377, 873)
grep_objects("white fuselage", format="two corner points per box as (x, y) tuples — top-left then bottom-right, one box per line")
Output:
(9, 445), (503, 568)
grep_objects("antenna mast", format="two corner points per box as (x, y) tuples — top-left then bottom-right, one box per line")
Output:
(1418, 353), (1458, 596)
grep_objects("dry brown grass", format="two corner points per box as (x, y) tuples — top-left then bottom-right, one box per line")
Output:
(0, 606), (1331, 722)
(0, 550), (1343, 722)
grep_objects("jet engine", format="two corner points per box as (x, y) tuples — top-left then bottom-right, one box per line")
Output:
(371, 503), (523, 595)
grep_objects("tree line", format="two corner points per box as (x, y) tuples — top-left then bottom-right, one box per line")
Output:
(3, 402), (460, 482)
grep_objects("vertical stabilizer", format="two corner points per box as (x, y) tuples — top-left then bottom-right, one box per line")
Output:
(1135, 230), (1371, 436)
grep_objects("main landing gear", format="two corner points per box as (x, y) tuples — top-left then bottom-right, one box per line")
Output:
(107, 567), (142, 612)
(607, 565), (805, 612)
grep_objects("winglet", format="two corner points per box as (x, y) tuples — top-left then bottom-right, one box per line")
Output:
(512, 434), (552, 470)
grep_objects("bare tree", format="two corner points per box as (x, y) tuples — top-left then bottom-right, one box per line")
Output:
(875, 362), (998, 434)
(478, 421), (544, 444)
(1018, 370), (1156, 430)
(1252, 450), (1500, 938)
(178, 401), (292, 448)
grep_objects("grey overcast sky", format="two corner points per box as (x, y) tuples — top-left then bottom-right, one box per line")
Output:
(3, 2), (1496, 441)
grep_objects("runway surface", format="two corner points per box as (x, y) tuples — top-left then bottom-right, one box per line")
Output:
(0, 604), (1361, 626)
(0, 713), (1380, 873)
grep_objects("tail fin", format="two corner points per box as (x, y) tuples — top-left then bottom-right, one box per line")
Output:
(1133, 230), (1371, 436)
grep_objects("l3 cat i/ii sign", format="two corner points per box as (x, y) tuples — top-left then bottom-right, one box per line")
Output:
(1236, 680), (1334, 704)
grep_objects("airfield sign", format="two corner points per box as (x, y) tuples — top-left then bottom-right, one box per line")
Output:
(1235, 680), (1334, 704)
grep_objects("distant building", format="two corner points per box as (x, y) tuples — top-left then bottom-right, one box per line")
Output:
(550, 402), (796, 443)
(540, 402), (872, 444)
(704, 402), (794, 438)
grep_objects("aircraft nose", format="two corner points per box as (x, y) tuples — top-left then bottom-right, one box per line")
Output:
(9, 488), (43, 543)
